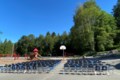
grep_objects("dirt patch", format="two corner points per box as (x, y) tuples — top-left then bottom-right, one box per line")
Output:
(0, 57), (46, 65)
(0, 59), (30, 65)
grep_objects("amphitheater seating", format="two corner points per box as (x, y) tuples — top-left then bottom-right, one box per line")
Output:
(0, 58), (113, 75)
(0, 60), (61, 73)
(60, 58), (112, 75)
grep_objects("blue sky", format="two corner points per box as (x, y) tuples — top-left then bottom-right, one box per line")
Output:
(0, 0), (117, 43)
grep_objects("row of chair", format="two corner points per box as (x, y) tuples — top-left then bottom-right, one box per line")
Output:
(0, 60), (61, 73)
(60, 58), (113, 75)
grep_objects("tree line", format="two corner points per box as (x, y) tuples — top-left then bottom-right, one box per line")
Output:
(0, 0), (120, 56)
(15, 32), (71, 56)
(0, 39), (13, 55)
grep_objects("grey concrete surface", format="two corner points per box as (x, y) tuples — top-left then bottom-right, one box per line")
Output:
(0, 72), (120, 80)
(0, 58), (120, 80)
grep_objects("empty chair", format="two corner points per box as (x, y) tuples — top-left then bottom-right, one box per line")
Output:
(0, 59), (61, 74)
(62, 58), (111, 75)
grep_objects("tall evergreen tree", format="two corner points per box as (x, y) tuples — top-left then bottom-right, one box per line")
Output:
(0, 39), (13, 54)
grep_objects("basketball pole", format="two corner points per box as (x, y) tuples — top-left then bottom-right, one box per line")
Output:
(63, 50), (64, 60)
(11, 43), (14, 57)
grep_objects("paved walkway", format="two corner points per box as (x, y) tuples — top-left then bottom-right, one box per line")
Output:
(50, 59), (67, 73)
(42, 59), (67, 80)
(0, 72), (120, 80)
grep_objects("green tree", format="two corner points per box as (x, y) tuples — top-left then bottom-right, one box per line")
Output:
(27, 34), (35, 52)
(113, 0), (120, 45)
(0, 43), (4, 54)
(43, 32), (55, 56)
(15, 35), (29, 55)
(0, 31), (3, 43)
(70, 0), (116, 55)
(35, 34), (45, 55)
(0, 39), (13, 54)
(113, 0), (120, 28)
(15, 34), (36, 56)
(95, 11), (116, 51)
(4, 40), (13, 54)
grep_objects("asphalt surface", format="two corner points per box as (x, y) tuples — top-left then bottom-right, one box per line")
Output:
(0, 58), (120, 80)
